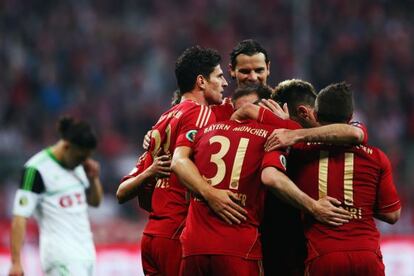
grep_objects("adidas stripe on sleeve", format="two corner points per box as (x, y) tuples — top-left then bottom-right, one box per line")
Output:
(13, 167), (45, 218)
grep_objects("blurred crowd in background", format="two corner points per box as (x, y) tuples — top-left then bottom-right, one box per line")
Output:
(0, 0), (413, 246)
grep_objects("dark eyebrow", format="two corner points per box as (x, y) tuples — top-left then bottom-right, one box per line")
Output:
(238, 69), (252, 73)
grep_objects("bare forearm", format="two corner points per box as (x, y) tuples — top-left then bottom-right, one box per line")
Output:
(10, 216), (26, 265)
(172, 157), (212, 197)
(262, 168), (316, 214)
(296, 124), (363, 144)
(87, 177), (104, 207)
(116, 171), (152, 204)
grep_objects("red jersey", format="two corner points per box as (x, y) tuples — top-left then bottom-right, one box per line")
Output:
(288, 142), (401, 261)
(211, 97), (234, 122)
(120, 152), (154, 211)
(144, 100), (218, 239)
(180, 119), (287, 259)
(258, 106), (370, 275)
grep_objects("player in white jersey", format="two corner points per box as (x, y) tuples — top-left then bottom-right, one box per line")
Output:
(9, 116), (104, 276)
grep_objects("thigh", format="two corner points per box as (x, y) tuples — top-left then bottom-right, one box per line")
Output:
(306, 251), (385, 276)
(141, 234), (182, 276)
(141, 235), (159, 276)
(306, 252), (351, 276)
(348, 251), (385, 276)
(44, 261), (94, 276)
(180, 255), (210, 276)
(211, 255), (263, 276)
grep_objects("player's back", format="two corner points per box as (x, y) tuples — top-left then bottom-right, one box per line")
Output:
(289, 142), (401, 259)
(181, 119), (283, 259)
(145, 100), (217, 239)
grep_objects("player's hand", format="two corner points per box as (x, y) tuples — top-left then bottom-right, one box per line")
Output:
(264, 128), (295, 151)
(8, 263), (24, 276)
(204, 187), (247, 225)
(142, 130), (151, 151)
(223, 97), (233, 106)
(147, 155), (171, 178)
(83, 159), (100, 179)
(311, 196), (352, 226)
(259, 99), (289, 119)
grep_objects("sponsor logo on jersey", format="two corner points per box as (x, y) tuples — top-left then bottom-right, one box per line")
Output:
(280, 155), (287, 170)
(185, 130), (198, 142)
(19, 196), (28, 206)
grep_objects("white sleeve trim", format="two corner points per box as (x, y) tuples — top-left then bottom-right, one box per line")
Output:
(13, 189), (40, 218)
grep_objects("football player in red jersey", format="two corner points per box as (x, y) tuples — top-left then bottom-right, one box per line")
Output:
(123, 46), (250, 276)
(275, 82), (401, 276)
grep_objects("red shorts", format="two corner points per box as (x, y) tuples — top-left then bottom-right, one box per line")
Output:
(180, 255), (263, 276)
(141, 234), (182, 276)
(305, 251), (385, 276)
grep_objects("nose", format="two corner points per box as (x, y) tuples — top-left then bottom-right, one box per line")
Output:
(222, 77), (228, 87)
(248, 71), (258, 81)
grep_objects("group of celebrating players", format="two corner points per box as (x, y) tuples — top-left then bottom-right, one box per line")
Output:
(117, 39), (401, 276)
(8, 39), (401, 276)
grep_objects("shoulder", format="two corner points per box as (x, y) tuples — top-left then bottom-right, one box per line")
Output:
(25, 149), (49, 168)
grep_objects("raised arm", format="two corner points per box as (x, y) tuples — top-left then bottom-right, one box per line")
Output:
(265, 124), (365, 151)
(116, 155), (171, 204)
(172, 146), (247, 224)
(83, 158), (104, 207)
(261, 166), (351, 226)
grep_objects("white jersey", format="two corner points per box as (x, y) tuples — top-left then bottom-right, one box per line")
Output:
(12, 148), (96, 270)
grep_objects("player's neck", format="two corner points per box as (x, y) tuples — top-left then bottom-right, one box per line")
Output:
(181, 91), (208, 106)
(50, 141), (65, 163)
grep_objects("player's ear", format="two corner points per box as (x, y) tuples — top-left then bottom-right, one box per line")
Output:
(228, 64), (236, 79)
(61, 140), (71, 152)
(297, 105), (310, 119)
(196, 75), (206, 89)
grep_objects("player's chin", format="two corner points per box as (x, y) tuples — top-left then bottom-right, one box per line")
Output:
(216, 94), (224, 104)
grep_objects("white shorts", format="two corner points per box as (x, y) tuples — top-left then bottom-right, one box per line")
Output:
(44, 261), (95, 276)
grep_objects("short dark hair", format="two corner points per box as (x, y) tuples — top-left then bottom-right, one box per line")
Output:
(272, 79), (317, 117)
(230, 39), (269, 68)
(175, 46), (221, 94)
(232, 83), (272, 103)
(57, 116), (97, 149)
(316, 82), (353, 123)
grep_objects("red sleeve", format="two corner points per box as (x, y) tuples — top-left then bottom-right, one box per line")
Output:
(258, 107), (302, 130)
(350, 121), (369, 144)
(211, 98), (234, 122)
(375, 150), (401, 213)
(261, 150), (287, 173)
(176, 105), (214, 148)
(119, 151), (155, 212)
(120, 152), (153, 183)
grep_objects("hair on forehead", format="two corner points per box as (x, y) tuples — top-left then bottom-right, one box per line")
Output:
(57, 116), (97, 149)
(230, 39), (269, 68)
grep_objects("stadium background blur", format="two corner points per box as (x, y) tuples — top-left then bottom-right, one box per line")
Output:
(0, 0), (413, 275)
